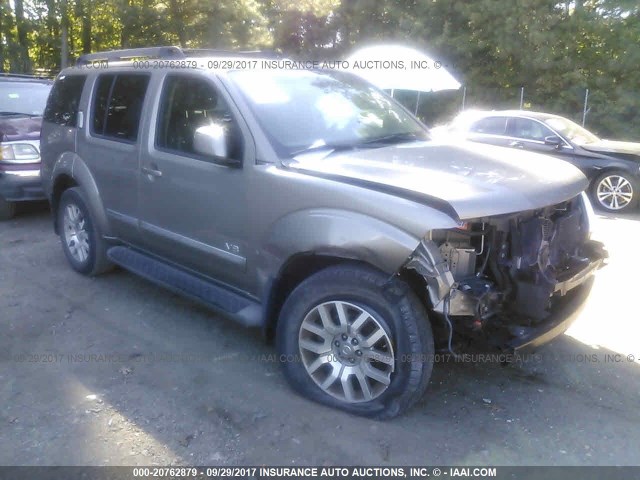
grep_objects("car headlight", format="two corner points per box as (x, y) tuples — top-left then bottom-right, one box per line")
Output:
(0, 143), (40, 162)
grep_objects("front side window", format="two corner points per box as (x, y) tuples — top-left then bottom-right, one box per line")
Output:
(42, 75), (83, 125)
(156, 74), (242, 160)
(510, 118), (554, 142)
(91, 73), (149, 141)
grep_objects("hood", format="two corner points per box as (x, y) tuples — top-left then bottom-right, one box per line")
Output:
(0, 115), (42, 142)
(581, 140), (640, 158)
(286, 141), (588, 220)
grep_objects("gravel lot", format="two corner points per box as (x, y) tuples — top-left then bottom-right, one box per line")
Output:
(1, 202), (639, 466)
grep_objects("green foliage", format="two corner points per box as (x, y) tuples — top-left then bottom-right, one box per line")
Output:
(0, 0), (637, 138)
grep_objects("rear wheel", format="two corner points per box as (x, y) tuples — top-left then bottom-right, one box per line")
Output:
(0, 196), (16, 221)
(58, 187), (113, 275)
(592, 170), (636, 213)
(276, 264), (434, 419)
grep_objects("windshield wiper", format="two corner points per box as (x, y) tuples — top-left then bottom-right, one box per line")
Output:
(290, 142), (376, 158)
(290, 132), (427, 158)
(361, 131), (427, 146)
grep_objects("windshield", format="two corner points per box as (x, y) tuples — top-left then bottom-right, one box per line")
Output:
(0, 81), (52, 116)
(545, 116), (599, 145)
(228, 69), (427, 158)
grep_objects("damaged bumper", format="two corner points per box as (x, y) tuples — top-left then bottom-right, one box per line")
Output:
(508, 276), (595, 351)
(508, 240), (606, 351)
(553, 248), (605, 296)
(405, 201), (607, 353)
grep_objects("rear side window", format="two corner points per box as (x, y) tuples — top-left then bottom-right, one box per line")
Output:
(91, 73), (150, 142)
(43, 75), (86, 126)
(469, 116), (508, 135)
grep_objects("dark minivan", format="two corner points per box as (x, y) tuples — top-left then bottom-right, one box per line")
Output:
(0, 74), (52, 220)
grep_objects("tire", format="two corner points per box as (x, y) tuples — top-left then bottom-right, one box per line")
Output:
(591, 170), (637, 213)
(0, 196), (16, 221)
(276, 264), (434, 419)
(57, 187), (113, 275)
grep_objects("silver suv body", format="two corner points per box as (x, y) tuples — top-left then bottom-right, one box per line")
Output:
(40, 47), (606, 418)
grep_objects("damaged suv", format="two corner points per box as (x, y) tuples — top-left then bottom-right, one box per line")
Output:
(41, 47), (606, 418)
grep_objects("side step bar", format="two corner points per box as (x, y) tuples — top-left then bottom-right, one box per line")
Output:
(107, 246), (262, 327)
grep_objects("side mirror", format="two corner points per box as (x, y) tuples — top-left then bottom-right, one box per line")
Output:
(544, 135), (563, 147)
(193, 124), (239, 166)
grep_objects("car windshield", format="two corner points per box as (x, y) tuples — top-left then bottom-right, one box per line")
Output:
(228, 69), (427, 158)
(545, 116), (599, 145)
(0, 81), (51, 116)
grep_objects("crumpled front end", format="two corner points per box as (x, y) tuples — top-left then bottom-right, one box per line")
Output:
(405, 193), (607, 352)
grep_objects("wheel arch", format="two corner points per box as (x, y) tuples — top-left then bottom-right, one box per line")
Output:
(51, 174), (78, 233)
(263, 254), (371, 341)
(50, 155), (111, 236)
(258, 208), (447, 341)
(263, 253), (436, 343)
(589, 166), (637, 186)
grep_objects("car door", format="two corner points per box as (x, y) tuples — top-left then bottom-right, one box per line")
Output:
(78, 72), (150, 242)
(465, 116), (512, 147)
(137, 72), (250, 288)
(506, 117), (574, 161)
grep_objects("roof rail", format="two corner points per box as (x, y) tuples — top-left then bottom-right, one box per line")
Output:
(182, 49), (281, 58)
(76, 46), (185, 65)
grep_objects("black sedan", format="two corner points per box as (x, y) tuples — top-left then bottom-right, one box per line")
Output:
(434, 110), (640, 213)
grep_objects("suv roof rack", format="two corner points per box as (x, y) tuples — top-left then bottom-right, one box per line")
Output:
(76, 46), (185, 65)
(182, 48), (281, 58)
(76, 46), (282, 66)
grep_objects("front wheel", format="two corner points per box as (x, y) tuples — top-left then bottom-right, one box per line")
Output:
(592, 170), (637, 213)
(58, 187), (113, 275)
(276, 264), (434, 419)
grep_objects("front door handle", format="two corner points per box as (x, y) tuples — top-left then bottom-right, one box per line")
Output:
(142, 165), (163, 178)
(509, 140), (524, 149)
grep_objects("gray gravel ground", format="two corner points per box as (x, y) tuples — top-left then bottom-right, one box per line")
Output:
(1, 202), (639, 466)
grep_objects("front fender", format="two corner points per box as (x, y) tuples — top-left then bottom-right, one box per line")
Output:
(262, 208), (423, 275)
(50, 153), (112, 237)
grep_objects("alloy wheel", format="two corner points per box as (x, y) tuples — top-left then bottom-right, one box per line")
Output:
(596, 174), (634, 211)
(298, 301), (395, 403)
(63, 203), (90, 263)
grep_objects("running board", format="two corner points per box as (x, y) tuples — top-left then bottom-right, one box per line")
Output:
(107, 246), (262, 327)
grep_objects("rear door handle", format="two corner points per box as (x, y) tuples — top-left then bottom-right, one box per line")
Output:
(142, 165), (163, 178)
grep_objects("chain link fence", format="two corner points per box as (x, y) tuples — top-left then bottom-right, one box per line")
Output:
(394, 87), (640, 141)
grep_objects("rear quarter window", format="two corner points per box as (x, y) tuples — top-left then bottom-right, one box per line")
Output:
(469, 116), (508, 135)
(91, 73), (150, 142)
(43, 74), (87, 127)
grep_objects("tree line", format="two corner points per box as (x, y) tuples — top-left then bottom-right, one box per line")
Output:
(1, 0), (638, 138)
